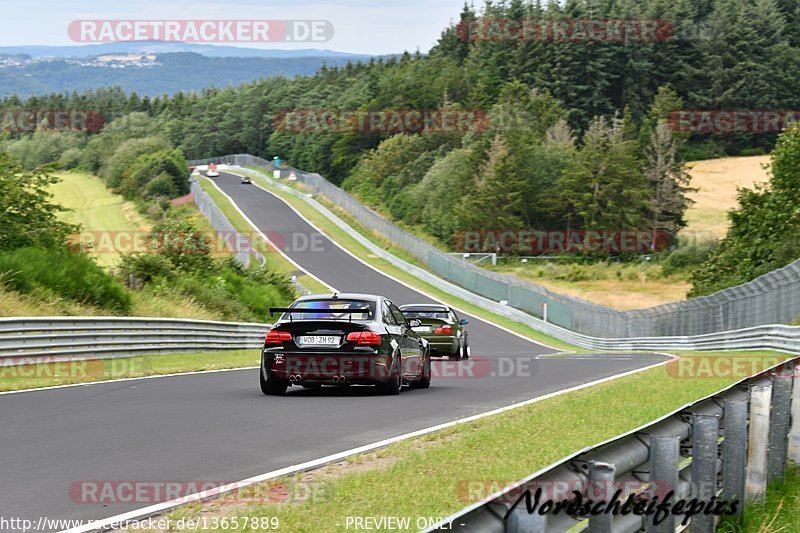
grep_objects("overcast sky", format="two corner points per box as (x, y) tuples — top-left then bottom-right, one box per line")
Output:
(0, 0), (474, 55)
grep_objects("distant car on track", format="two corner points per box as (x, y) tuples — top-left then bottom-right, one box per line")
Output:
(261, 293), (431, 396)
(206, 164), (220, 177)
(400, 303), (469, 360)
(240, 175), (252, 184)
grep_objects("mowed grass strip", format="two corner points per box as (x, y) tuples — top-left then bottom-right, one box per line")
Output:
(0, 350), (260, 392)
(49, 171), (151, 266)
(126, 351), (787, 533)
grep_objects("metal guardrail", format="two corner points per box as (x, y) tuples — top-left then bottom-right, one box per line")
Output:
(431, 357), (800, 532)
(189, 154), (800, 339)
(0, 317), (269, 364)
(189, 162), (800, 354)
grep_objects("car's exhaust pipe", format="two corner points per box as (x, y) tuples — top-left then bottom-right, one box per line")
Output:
(332, 375), (340, 383)
(289, 375), (302, 382)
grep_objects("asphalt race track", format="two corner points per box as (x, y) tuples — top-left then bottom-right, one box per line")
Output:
(0, 171), (668, 529)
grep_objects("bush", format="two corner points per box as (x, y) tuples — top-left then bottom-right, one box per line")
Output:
(662, 242), (716, 276)
(739, 147), (767, 157)
(0, 154), (78, 250)
(146, 172), (179, 198)
(119, 148), (188, 200)
(103, 136), (170, 189)
(0, 247), (132, 312)
(142, 264), (292, 322)
(682, 139), (727, 161)
(118, 254), (175, 284)
(59, 148), (82, 169)
(150, 218), (213, 272)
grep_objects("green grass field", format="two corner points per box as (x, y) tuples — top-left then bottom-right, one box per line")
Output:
(49, 171), (151, 267)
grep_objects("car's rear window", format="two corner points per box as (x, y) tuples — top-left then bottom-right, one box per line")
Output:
(401, 306), (449, 320)
(286, 299), (375, 321)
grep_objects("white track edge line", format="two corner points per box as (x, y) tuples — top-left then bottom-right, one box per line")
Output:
(0, 366), (258, 395)
(61, 355), (673, 533)
(203, 176), (335, 293)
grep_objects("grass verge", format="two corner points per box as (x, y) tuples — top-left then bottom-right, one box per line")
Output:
(0, 349), (259, 392)
(116, 351), (788, 532)
(718, 465), (800, 532)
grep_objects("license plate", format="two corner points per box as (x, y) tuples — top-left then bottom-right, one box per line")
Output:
(412, 326), (431, 333)
(297, 335), (340, 346)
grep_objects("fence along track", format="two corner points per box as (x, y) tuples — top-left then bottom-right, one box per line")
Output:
(189, 155), (800, 339)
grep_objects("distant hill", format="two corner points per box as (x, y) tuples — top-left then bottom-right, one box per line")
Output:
(0, 51), (373, 97)
(0, 41), (371, 59)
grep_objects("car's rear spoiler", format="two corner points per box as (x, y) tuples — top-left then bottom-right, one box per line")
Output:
(269, 308), (370, 321)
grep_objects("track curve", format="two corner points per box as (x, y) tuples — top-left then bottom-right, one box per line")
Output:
(0, 171), (667, 528)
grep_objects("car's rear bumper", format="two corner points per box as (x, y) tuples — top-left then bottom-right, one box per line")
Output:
(420, 336), (459, 355)
(264, 352), (394, 384)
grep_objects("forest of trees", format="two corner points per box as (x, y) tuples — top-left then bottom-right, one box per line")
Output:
(2, 0), (799, 297)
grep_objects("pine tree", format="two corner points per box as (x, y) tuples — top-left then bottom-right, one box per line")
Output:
(557, 116), (651, 231)
(644, 121), (694, 243)
(455, 134), (526, 234)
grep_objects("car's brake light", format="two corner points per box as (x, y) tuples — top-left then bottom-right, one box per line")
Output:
(265, 330), (292, 345)
(346, 331), (382, 345)
(434, 325), (453, 335)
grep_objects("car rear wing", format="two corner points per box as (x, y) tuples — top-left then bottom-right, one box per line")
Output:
(268, 308), (370, 322)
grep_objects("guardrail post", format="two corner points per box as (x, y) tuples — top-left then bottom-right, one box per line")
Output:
(722, 399), (748, 519)
(768, 365), (793, 483)
(588, 462), (615, 533)
(789, 363), (800, 464)
(745, 383), (772, 503)
(647, 435), (680, 533)
(505, 504), (546, 533)
(690, 414), (718, 533)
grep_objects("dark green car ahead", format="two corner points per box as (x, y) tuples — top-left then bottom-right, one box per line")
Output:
(399, 304), (470, 360)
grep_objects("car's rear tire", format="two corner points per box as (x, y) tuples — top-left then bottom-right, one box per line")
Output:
(410, 353), (431, 389)
(260, 365), (288, 396)
(378, 355), (402, 395)
(450, 341), (464, 361)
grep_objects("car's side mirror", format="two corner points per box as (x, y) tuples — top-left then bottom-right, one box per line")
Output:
(458, 319), (469, 326)
(408, 319), (422, 327)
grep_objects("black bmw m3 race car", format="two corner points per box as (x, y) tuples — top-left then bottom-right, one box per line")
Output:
(261, 294), (432, 395)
